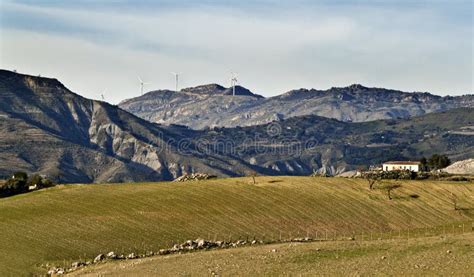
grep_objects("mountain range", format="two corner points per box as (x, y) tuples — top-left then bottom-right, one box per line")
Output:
(119, 83), (474, 129)
(1, 70), (473, 183)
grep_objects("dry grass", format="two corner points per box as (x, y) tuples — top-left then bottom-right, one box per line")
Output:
(72, 233), (474, 276)
(0, 176), (473, 275)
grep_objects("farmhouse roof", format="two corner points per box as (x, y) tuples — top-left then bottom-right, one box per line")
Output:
(383, 161), (421, 165)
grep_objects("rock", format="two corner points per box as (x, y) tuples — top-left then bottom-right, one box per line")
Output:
(106, 251), (117, 259)
(71, 261), (84, 268)
(159, 249), (170, 255)
(251, 240), (257, 245)
(93, 254), (105, 263)
(196, 238), (206, 248)
(174, 173), (217, 182)
(171, 244), (182, 252)
(145, 251), (154, 256)
(271, 249), (277, 253)
(381, 256), (386, 260)
(127, 253), (137, 259)
(447, 250), (452, 254)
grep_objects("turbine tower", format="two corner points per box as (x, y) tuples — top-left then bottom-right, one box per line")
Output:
(171, 72), (181, 92)
(101, 88), (107, 101)
(230, 72), (238, 96)
(138, 76), (150, 95)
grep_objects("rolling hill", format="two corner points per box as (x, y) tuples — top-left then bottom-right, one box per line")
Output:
(0, 177), (472, 275)
(119, 83), (474, 129)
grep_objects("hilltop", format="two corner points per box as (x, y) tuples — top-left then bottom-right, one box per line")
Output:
(119, 83), (474, 129)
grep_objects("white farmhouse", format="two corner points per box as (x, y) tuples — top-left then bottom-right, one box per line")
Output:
(382, 161), (423, 172)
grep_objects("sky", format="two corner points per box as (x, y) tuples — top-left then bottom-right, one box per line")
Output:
(0, 0), (472, 104)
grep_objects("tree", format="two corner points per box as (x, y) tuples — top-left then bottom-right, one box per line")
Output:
(427, 154), (451, 170)
(420, 157), (427, 166)
(365, 172), (380, 190)
(28, 174), (54, 189)
(12, 172), (28, 181)
(250, 172), (258, 185)
(381, 182), (402, 200)
(28, 174), (43, 187)
(450, 192), (458, 211)
(1, 172), (28, 197)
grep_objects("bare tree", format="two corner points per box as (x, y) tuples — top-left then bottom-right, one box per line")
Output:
(244, 170), (259, 185)
(250, 172), (258, 185)
(385, 183), (402, 200)
(379, 181), (402, 200)
(450, 192), (458, 210)
(366, 172), (380, 190)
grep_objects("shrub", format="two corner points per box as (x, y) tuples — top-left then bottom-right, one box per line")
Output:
(0, 172), (29, 197)
(0, 173), (54, 197)
(28, 174), (55, 189)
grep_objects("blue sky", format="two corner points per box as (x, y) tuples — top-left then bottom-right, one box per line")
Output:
(0, 0), (472, 103)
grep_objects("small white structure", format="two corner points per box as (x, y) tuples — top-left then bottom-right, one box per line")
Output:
(382, 161), (422, 172)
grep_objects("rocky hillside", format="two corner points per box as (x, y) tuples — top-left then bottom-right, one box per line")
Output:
(0, 70), (256, 183)
(119, 84), (264, 129)
(443, 159), (474, 175)
(119, 84), (474, 129)
(1, 70), (473, 182)
(185, 108), (474, 176)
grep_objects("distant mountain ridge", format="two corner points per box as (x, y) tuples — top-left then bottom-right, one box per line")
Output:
(1, 70), (473, 182)
(119, 83), (474, 129)
(0, 70), (257, 183)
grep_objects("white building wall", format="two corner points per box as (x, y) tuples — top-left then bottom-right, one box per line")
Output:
(383, 164), (420, 172)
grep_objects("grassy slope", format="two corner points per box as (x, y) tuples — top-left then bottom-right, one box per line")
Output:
(73, 233), (474, 276)
(0, 177), (473, 275)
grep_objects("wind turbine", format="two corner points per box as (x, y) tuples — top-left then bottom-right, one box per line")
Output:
(100, 88), (107, 101)
(230, 72), (238, 96)
(170, 72), (181, 92)
(138, 76), (151, 95)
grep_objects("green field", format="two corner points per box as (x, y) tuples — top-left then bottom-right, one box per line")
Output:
(72, 232), (474, 276)
(0, 177), (473, 275)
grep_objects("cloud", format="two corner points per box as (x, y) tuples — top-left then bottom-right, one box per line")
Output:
(0, 0), (472, 104)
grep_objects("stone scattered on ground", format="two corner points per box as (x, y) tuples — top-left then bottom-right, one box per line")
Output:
(173, 173), (217, 182)
(47, 237), (315, 275)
